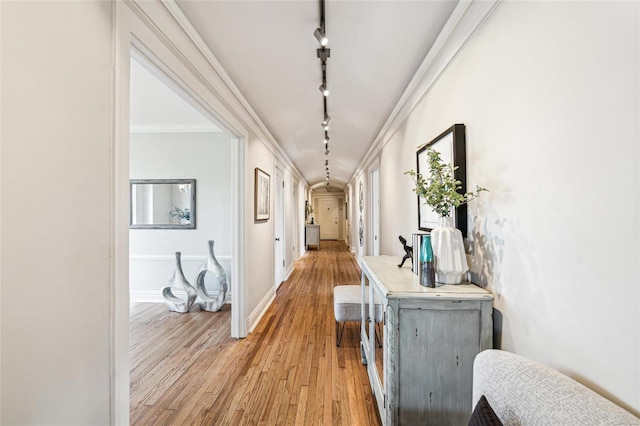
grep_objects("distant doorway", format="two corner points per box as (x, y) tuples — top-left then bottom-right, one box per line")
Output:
(320, 198), (340, 240)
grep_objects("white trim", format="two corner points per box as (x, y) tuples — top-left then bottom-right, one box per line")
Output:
(247, 288), (276, 334)
(130, 290), (232, 305)
(348, 0), (500, 187)
(368, 162), (381, 257)
(230, 135), (245, 338)
(284, 263), (295, 282)
(130, 123), (221, 133)
(112, 3), (130, 424)
(113, 2), (251, 422)
(129, 254), (231, 262)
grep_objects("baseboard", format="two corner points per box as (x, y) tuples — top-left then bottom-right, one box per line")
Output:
(130, 290), (232, 306)
(246, 287), (276, 334)
(284, 263), (294, 281)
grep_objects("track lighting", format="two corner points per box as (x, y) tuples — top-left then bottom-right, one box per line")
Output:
(325, 149), (330, 155)
(322, 123), (329, 131)
(314, 28), (328, 46)
(319, 84), (329, 97)
(324, 135), (330, 144)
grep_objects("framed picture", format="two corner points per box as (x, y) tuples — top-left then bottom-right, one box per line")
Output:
(305, 200), (309, 221)
(255, 167), (270, 221)
(416, 123), (468, 237)
(359, 181), (364, 212)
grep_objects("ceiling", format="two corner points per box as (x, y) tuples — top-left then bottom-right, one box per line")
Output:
(176, 0), (458, 189)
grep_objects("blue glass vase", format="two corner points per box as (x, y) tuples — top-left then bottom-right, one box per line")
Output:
(419, 235), (436, 288)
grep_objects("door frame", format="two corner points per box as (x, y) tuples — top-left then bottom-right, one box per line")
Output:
(369, 164), (380, 256)
(113, 3), (248, 423)
(274, 166), (285, 290)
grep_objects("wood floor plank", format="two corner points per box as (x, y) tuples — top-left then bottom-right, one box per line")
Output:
(130, 241), (380, 425)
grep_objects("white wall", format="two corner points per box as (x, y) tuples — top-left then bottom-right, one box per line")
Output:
(1, 0), (308, 422)
(129, 132), (232, 299)
(1, 1), (114, 424)
(376, 1), (639, 414)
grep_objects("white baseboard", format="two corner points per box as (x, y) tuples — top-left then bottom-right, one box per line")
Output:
(130, 290), (232, 306)
(284, 263), (294, 281)
(246, 287), (276, 334)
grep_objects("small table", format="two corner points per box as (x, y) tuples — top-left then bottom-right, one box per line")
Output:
(305, 224), (320, 250)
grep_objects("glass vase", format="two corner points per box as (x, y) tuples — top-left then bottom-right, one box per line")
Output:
(418, 234), (436, 288)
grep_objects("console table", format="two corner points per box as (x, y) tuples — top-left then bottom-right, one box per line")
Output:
(305, 224), (320, 250)
(359, 256), (494, 425)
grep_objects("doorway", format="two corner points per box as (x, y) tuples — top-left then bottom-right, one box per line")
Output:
(320, 197), (340, 240)
(370, 166), (380, 256)
(274, 167), (285, 290)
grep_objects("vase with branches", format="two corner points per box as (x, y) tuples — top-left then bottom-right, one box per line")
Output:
(405, 148), (487, 217)
(405, 147), (488, 284)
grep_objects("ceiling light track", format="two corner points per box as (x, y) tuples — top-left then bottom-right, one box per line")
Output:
(314, 0), (332, 185)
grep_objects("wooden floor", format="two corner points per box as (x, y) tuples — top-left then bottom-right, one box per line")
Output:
(130, 241), (381, 425)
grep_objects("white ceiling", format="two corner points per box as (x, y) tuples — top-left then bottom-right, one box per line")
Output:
(176, 0), (458, 189)
(130, 57), (221, 133)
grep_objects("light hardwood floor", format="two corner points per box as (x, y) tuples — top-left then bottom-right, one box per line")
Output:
(130, 241), (381, 425)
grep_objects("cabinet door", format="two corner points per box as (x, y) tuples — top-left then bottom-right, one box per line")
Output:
(398, 306), (481, 425)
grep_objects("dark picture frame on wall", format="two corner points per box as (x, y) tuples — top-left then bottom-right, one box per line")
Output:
(416, 123), (468, 237)
(255, 167), (270, 222)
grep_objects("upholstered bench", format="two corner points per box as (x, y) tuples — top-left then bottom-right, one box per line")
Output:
(333, 285), (382, 346)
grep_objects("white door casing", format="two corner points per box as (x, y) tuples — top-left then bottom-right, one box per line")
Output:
(370, 166), (380, 256)
(274, 167), (285, 290)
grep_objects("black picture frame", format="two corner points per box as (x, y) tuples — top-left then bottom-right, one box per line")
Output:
(416, 123), (468, 237)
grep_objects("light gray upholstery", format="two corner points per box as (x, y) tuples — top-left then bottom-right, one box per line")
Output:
(333, 285), (382, 323)
(473, 350), (639, 426)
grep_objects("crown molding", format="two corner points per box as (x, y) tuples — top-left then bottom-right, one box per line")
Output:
(155, 0), (308, 187)
(349, 0), (500, 188)
(130, 123), (222, 133)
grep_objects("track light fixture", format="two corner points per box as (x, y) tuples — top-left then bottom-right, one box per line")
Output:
(316, 0), (332, 183)
(314, 28), (328, 46)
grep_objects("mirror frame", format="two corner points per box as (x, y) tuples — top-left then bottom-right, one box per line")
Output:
(129, 178), (196, 229)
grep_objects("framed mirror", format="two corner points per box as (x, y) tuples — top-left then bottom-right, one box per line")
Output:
(130, 179), (196, 229)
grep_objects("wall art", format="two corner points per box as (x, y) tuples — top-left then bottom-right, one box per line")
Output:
(416, 123), (468, 237)
(255, 167), (270, 221)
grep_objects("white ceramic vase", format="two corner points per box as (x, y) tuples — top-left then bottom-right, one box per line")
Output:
(161, 252), (197, 313)
(196, 240), (228, 312)
(431, 216), (468, 284)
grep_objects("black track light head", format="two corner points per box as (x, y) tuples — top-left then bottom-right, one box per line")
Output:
(314, 28), (328, 46)
(319, 84), (329, 97)
(325, 149), (330, 156)
(317, 48), (331, 62)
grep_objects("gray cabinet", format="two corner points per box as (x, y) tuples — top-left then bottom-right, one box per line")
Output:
(305, 224), (320, 250)
(359, 256), (493, 425)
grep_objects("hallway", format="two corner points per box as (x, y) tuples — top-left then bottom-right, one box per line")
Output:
(130, 241), (381, 425)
